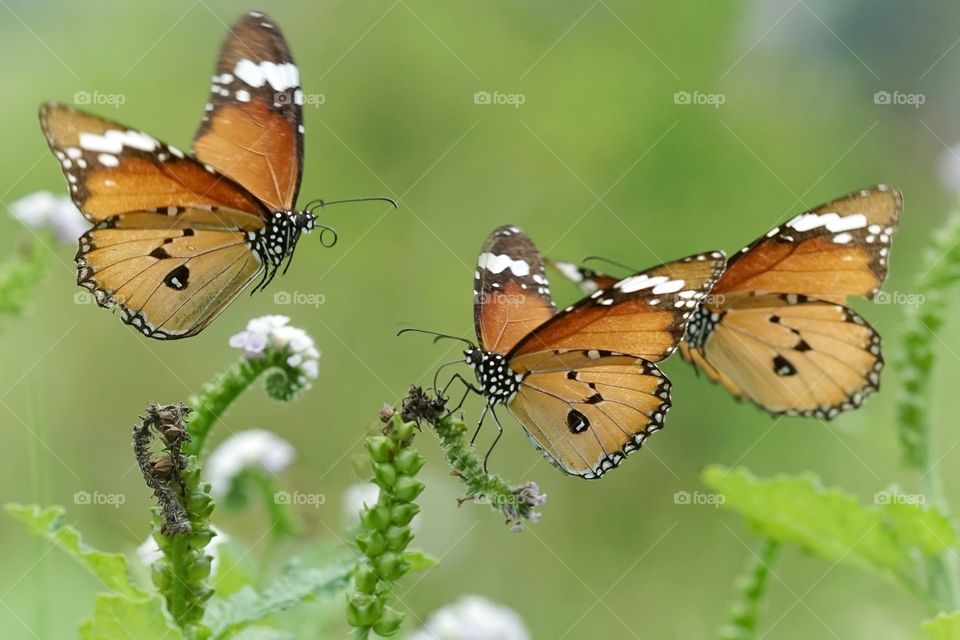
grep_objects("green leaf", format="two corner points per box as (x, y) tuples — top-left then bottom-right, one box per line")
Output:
(5, 503), (143, 597)
(78, 593), (183, 640)
(702, 467), (956, 584)
(205, 560), (351, 638)
(883, 494), (958, 554)
(924, 611), (960, 640)
(403, 549), (438, 573)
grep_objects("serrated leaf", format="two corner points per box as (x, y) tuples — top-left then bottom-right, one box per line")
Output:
(78, 593), (183, 640)
(204, 560), (351, 638)
(924, 611), (960, 640)
(6, 503), (142, 597)
(702, 467), (956, 582)
(403, 549), (438, 573)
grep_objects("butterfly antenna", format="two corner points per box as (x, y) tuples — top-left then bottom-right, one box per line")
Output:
(306, 197), (398, 212)
(315, 224), (338, 248)
(582, 255), (637, 273)
(397, 327), (474, 347)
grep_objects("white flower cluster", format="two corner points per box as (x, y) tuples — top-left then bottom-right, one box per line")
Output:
(9, 191), (88, 244)
(205, 429), (295, 500)
(410, 595), (530, 640)
(229, 315), (320, 383)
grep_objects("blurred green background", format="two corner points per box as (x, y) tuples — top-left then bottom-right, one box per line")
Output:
(2, 0), (959, 637)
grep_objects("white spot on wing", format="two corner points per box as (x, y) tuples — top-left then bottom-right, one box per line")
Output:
(477, 252), (530, 276)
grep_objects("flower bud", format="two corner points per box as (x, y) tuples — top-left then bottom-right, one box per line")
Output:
(353, 564), (379, 594)
(372, 606), (405, 636)
(390, 503), (420, 526)
(366, 436), (394, 463)
(373, 462), (398, 488)
(357, 531), (387, 557)
(347, 592), (383, 627)
(375, 552), (410, 581)
(360, 504), (392, 531)
(384, 525), (413, 551)
(393, 449), (425, 475)
(393, 476), (425, 503)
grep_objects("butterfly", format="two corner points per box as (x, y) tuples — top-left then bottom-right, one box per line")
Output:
(410, 226), (726, 479)
(39, 11), (389, 339)
(548, 184), (901, 419)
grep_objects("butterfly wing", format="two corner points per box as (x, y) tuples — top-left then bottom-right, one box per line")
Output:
(474, 225), (556, 354)
(193, 11), (303, 212)
(502, 252), (725, 478)
(510, 252), (726, 361)
(679, 185), (898, 416)
(680, 293), (882, 418)
(39, 103), (266, 223)
(79, 226), (262, 339)
(717, 184), (901, 302)
(507, 351), (671, 478)
(40, 103), (270, 339)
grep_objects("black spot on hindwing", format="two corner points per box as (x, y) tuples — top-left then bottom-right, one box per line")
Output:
(567, 409), (590, 433)
(164, 265), (190, 291)
(773, 354), (797, 377)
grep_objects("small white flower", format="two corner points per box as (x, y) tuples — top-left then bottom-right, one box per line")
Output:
(410, 595), (530, 640)
(137, 526), (230, 575)
(229, 315), (320, 385)
(9, 191), (88, 244)
(205, 429), (295, 500)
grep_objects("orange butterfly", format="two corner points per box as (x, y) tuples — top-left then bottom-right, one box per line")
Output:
(410, 226), (726, 479)
(40, 11), (390, 339)
(549, 185), (901, 419)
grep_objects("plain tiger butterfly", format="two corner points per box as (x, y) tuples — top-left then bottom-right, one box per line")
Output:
(408, 226), (726, 479)
(39, 11), (392, 340)
(549, 184), (901, 419)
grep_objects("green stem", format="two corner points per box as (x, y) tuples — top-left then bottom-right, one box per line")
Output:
(400, 387), (545, 530)
(719, 539), (780, 640)
(185, 351), (306, 457)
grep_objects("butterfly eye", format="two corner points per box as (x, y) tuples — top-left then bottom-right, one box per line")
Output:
(566, 409), (590, 434)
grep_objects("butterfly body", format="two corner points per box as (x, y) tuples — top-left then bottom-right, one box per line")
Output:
(40, 11), (331, 339)
(465, 348), (524, 406)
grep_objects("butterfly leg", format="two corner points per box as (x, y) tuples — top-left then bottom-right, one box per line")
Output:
(439, 373), (482, 417)
(482, 407), (505, 473)
(471, 403), (490, 446)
